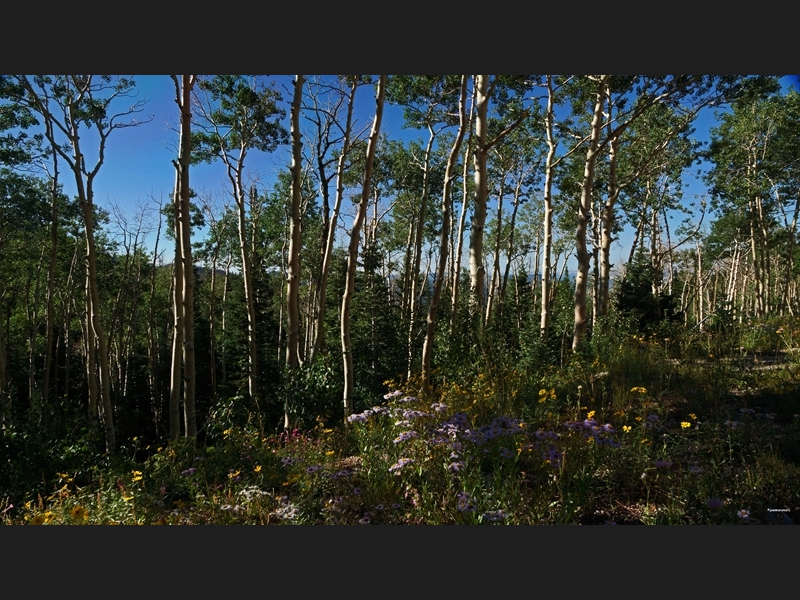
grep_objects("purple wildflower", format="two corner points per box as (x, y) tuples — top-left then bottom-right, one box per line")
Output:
(456, 492), (475, 512)
(482, 509), (508, 523)
(389, 458), (414, 475)
(706, 498), (723, 510)
(393, 431), (418, 444)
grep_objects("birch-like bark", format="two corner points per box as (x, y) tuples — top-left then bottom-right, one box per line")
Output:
(406, 130), (436, 379)
(421, 76), (468, 387)
(573, 76), (609, 351)
(174, 75), (197, 437)
(450, 89), (476, 333)
(285, 74), (305, 428)
(310, 77), (359, 364)
(540, 76), (558, 338)
(469, 75), (490, 322)
(342, 75), (386, 418)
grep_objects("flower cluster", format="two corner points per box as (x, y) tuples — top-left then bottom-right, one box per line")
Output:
(393, 431), (418, 444)
(389, 458), (414, 475)
(564, 418), (619, 447)
(456, 492), (476, 512)
(482, 509), (508, 523)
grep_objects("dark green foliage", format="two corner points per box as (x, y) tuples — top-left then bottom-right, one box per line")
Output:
(615, 250), (676, 329)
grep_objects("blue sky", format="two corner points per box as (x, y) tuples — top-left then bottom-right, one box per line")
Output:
(31, 75), (800, 275)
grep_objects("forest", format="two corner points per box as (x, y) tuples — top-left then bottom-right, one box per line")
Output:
(0, 75), (798, 525)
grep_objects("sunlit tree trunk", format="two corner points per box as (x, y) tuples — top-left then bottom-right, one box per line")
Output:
(450, 90), (476, 333)
(342, 75), (385, 418)
(469, 75), (490, 323)
(422, 75), (467, 388)
(540, 76), (558, 339)
(406, 130), (436, 379)
(573, 75), (609, 351)
(311, 78), (359, 364)
(285, 74), (305, 428)
(171, 74), (197, 438)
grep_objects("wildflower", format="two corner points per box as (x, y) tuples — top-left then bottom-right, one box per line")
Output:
(482, 509), (508, 523)
(181, 468), (197, 476)
(228, 470), (241, 479)
(352, 488), (362, 495)
(447, 462), (463, 473)
(70, 506), (88, 521)
(706, 498), (723, 510)
(220, 504), (244, 516)
(347, 411), (371, 424)
(131, 470), (143, 482)
(456, 492), (475, 512)
(122, 493), (134, 502)
(631, 386), (647, 394)
(254, 465), (262, 473)
(737, 509), (750, 519)
(325, 451), (335, 457)
(622, 425), (632, 433)
(393, 431), (418, 444)
(305, 465), (322, 474)
(689, 413), (697, 420)
(223, 428), (233, 437)
(587, 410), (596, 420)
(681, 422), (691, 429)
(389, 458), (414, 475)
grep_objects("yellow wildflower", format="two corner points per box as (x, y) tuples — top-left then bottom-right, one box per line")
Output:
(622, 425), (631, 433)
(131, 470), (143, 482)
(228, 470), (241, 479)
(325, 451), (335, 456)
(681, 422), (691, 429)
(70, 505), (88, 521)
(31, 514), (46, 525)
(689, 413), (697, 420)
(43, 512), (55, 524)
(587, 410), (595, 420)
(254, 465), (262, 473)
(631, 386), (647, 394)
(635, 416), (643, 422)
(122, 493), (134, 502)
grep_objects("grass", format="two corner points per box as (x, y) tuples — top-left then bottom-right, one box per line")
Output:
(3, 321), (800, 525)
